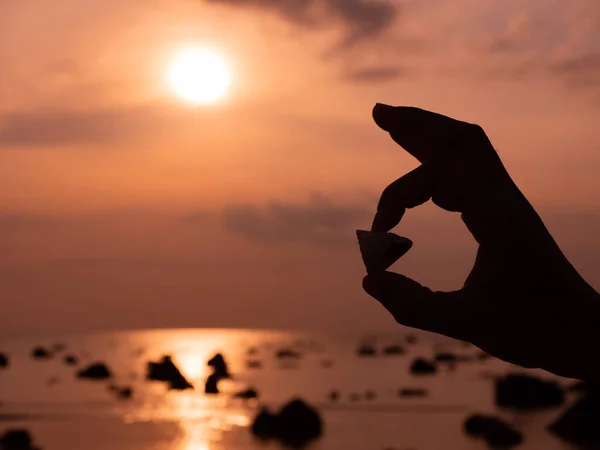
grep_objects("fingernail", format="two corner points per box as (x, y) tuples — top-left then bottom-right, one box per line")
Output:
(371, 208), (404, 232)
(374, 102), (394, 111)
(372, 103), (395, 131)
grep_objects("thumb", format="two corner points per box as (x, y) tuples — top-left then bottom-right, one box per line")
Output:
(362, 272), (474, 341)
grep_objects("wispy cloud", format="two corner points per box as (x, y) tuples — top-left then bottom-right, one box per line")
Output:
(204, 0), (398, 47)
(345, 65), (411, 83)
(221, 193), (370, 247)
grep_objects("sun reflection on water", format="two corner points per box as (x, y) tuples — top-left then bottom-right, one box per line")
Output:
(119, 330), (257, 450)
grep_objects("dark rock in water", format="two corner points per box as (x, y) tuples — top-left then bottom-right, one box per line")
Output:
(234, 388), (259, 400)
(365, 390), (376, 400)
(328, 390), (339, 402)
(246, 360), (262, 369)
(31, 347), (51, 360)
(321, 359), (334, 368)
(77, 362), (112, 380)
(146, 355), (193, 390)
(275, 348), (302, 360)
(383, 344), (405, 355)
(204, 373), (221, 394)
(207, 353), (230, 378)
(64, 355), (78, 366)
(399, 388), (428, 398)
(51, 343), (66, 353)
(0, 428), (41, 450)
(464, 414), (523, 448)
(410, 358), (437, 375)
(117, 386), (133, 400)
(269, 399), (323, 448)
(435, 352), (458, 363)
(549, 393), (600, 446)
(357, 344), (377, 357)
(251, 408), (277, 440)
(495, 373), (564, 410)
(0, 352), (8, 368)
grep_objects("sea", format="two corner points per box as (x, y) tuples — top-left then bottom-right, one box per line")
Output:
(0, 328), (583, 450)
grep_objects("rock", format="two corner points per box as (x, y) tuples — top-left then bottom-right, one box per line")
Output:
(275, 348), (302, 360)
(464, 414), (523, 448)
(51, 343), (66, 353)
(251, 408), (277, 440)
(146, 355), (193, 390)
(328, 390), (339, 402)
(207, 353), (230, 378)
(31, 347), (51, 360)
(356, 230), (412, 273)
(356, 344), (377, 357)
(255, 399), (322, 448)
(409, 358), (437, 375)
(76, 362), (112, 380)
(495, 373), (565, 410)
(0, 352), (8, 368)
(117, 387), (133, 400)
(0, 428), (41, 450)
(233, 388), (259, 400)
(204, 373), (221, 394)
(63, 355), (78, 366)
(246, 360), (262, 369)
(548, 393), (600, 446)
(434, 352), (458, 363)
(399, 388), (428, 398)
(383, 344), (405, 355)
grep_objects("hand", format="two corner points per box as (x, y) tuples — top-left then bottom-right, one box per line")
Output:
(363, 103), (600, 381)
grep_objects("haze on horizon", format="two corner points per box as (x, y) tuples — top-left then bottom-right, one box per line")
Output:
(1, 0), (600, 337)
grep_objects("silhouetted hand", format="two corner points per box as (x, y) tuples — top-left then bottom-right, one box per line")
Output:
(363, 103), (600, 381)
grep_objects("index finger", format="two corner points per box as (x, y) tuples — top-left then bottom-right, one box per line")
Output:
(371, 163), (436, 232)
(372, 104), (472, 163)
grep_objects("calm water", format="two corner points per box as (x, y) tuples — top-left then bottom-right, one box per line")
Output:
(0, 329), (581, 450)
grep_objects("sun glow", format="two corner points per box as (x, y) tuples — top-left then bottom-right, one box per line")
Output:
(167, 47), (232, 105)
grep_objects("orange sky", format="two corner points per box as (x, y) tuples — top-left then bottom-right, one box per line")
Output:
(1, 0), (600, 336)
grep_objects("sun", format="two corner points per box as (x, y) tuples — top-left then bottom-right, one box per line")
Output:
(167, 47), (232, 105)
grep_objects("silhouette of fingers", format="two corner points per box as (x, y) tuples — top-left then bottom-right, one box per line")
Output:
(371, 163), (435, 232)
(372, 104), (471, 163)
(362, 271), (475, 341)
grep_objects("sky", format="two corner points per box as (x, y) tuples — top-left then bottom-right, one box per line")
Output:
(1, 0), (600, 337)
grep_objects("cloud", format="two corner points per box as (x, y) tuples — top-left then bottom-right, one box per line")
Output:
(204, 0), (398, 46)
(345, 65), (411, 82)
(0, 107), (154, 147)
(551, 53), (600, 89)
(221, 193), (370, 247)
